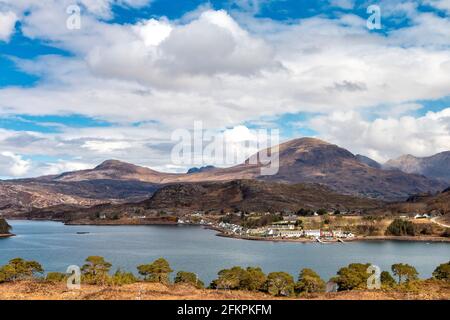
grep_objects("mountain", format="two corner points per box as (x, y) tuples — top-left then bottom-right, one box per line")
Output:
(356, 154), (381, 169)
(187, 165), (217, 174)
(202, 138), (444, 201)
(30, 179), (381, 222)
(142, 180), (381, 214)
(53, 160), (179, 183)
(385, 152), (450, 183)
(1, 137), (447, 217)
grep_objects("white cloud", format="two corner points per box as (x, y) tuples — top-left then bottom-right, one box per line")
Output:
(426, 0), (450, 13)
(0, 151), (31, 176)
(0, 10), (17, 42)
(38, 160), (92, 175)
(308, 108), (450, 162)
(0, 4), (449, 177)
(329, 0), (355, 10)
(82, 140), (132, 153)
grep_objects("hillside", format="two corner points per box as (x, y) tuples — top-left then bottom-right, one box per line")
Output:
(143, 179), (381, 213)
(385, 151), (450, 183)
(1, 138), (446, 217)
(25, 180), (381, 222)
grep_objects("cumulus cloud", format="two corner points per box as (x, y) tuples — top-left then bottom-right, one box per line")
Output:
(0, 10), (17, 42)
(308, 108), (450, 162)
(0, 151), (31, 176)
(0, 3), (449, 177)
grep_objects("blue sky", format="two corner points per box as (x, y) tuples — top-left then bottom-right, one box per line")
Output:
(0, 0), (449, 178)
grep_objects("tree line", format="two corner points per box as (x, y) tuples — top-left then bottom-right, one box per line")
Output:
(0, 256), (449, 297)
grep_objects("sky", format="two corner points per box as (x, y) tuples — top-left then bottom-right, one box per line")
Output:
(0, 0), (449, 178)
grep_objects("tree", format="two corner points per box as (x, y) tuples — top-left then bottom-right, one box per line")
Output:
(174, 271), (204, 288)
(265, 272), (295, 297)
(241, 267), (267, 291)
(295, 268), (325, 294)
(332, 263), (371, 291)
(297, 208), (314, 216)
(380, 271), (396, 287)
(386, 219), (416, 236)
(137, 258), (173, 283)
(81, 256), (112, 284)
(391, 263), (418, 284)
(432, 261), (450, 281)
(0, 258), (43, 282)
(210, 266), (247, 290)
(316, 209), (327, 216)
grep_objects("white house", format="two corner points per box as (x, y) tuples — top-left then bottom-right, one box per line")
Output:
(279, 230), (304, 238)
(304, 229), (321, 238)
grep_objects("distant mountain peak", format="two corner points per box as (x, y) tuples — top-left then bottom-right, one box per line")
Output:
(385, 151), (450, 183)
(94, 159), (137, 170)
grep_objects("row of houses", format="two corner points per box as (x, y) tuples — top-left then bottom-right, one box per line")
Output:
(269, 229), (354, 239)
(244, 225), (354, 239)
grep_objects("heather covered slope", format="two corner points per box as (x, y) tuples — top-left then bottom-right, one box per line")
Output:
(27, 180), (381, 222)
(143, 179), (381, 213)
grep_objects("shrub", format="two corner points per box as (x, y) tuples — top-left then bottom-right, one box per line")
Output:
(110, 269), (137, 286)
(137, 258), (173, 284)
(386, 219), (416, 236)
(432, 261), (450, 281)
(174, 271), (204, 289)
(46, 272), (67, 282)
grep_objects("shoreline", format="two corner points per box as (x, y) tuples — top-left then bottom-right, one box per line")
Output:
(0, 233), (14, 238)
(214, 231), (450, 243)
(7, 219), (450, 243)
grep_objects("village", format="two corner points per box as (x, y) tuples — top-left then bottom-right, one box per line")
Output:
(174, 210), (443, 242)
(177, 211), (356, 241)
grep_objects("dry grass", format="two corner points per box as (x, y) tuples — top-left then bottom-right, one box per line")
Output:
(0, 280), (448, 300)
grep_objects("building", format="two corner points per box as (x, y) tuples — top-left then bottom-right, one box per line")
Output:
(414, 214), (430, 219)
(304, 229), (321, 238)
(279, 230), (304, 238)
(271, 221), (296, 230)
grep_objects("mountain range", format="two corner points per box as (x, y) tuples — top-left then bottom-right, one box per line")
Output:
(384, 152), (450, 183)
(1, 137), (448, 216)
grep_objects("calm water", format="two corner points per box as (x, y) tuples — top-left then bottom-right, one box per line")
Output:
(0, 220), (449, 283)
